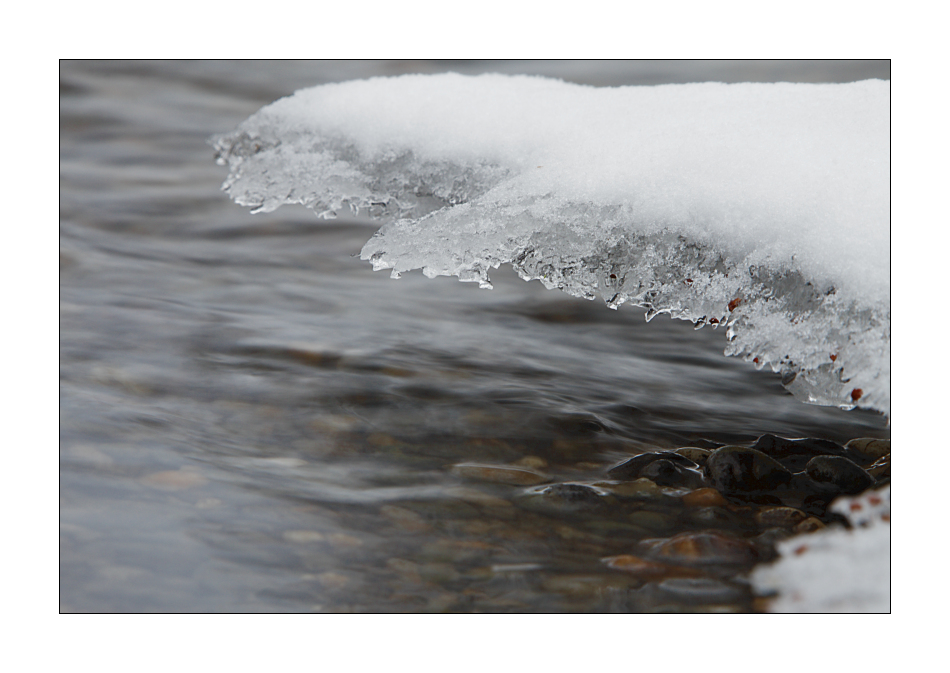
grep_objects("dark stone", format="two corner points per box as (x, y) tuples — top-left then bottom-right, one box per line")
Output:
(607, 451), (698, 480)
(538, 483), (606, 504)
(638, 459), (706, 489)
(805, 456), (875, 495)
(685, 439), (725, 450)
(752, 434), (847, 459)
(844, 438), (890, 466)
(703, 446), (792, 495)
(774, 472), (844, 515)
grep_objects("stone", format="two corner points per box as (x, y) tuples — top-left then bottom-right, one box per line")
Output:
(867, 454), (890, 481)
(654, 578), (748, 604)
(517, 482), (609, 513)
(450, 463), (550, 486)
(380, 504), (432, 533)
(607, 451), (698, 480)
(638, 459), (706, 489)
(755, 506), (809, 529)
(675, 447), (712, 465)
(687, 506), (743, 528)
(681, 487), (729, 507)
(513, 455), (548, 469)
(598, 478), (668, 500)
(703, 446), (792, 495)
(805, 456), (875, 495)
(793, 517), (826, 534)
(602, 555), (700, 579)
(645, 531), (759, 566)
(844, 438), (891, 463)
(628, 510), (676, 533)
(752, 434), (847, 459)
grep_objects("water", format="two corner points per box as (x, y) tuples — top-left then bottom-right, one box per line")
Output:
(60, 60), (890, 612)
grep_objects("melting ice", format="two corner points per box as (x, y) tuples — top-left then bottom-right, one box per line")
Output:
(212, 74), (890, 415)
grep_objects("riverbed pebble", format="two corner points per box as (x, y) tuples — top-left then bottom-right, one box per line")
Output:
(755, 506), (809, 528)
(644, 531), (760, 566)
(681, 487), (729, 507)
(607, 451), (698, 480)
(805, 455), (875, 495)
(450, 463), (550, 486)
(674, 447), (712, 465)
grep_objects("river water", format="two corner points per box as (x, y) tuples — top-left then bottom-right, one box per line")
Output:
(60, 60), (890, 612)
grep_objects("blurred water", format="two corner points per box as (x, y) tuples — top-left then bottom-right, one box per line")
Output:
(60, 60), (890, 612)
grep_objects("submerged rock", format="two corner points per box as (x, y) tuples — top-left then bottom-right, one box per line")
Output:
(674, 447), (712, 465)
(805, 456), (875, 495)
(703, 446), (792, 495)
(608, 451), (698, 481)
(450, 463), (550, 486)
(644, 531), (759, 566)
(517, 482), (611, 514)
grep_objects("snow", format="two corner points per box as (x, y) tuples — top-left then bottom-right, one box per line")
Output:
(213, 74), (890, 415)
(750, 486), (890, 612)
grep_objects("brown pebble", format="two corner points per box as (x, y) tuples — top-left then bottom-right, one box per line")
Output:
(845, 438), (891, 461)
(600, 478), (665, 499)
(450, 463), (550, 486)
(602, 555), (699, 579)
(513, 455), (548, 469)
(867, 454), (891, 480)
(682, 487), (728, 507)
(647, 531), (759, 565)
(675, 448), (711, 464)
(793, 517), (826, 533)
(380, 505), (431, 533)
(754, 506), (808, 528)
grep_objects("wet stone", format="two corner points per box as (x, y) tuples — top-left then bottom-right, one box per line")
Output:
(644, 531), (759, 566)
(754, 506), (808, 529)
(687, 505), (744, 528)
(805, 455), (875, 495)
(628, 510), (676, 533)
(793, 517), (826, 534)
(703, 446), (792, 495)
(675, 447), (712, 465)
(752, 434), (847, 459)
(603, 555), (700, 579)
(682, 487), (728, 508)
(845, 438), (891, 464)
(607, 451), (698, 481)
(867, 454), (890, 482)
(638, 459), (706, 489)
(751, 434), (849, 472)
(517, 482), (610, 514)
(597, 478), (669, 501)
(653, 578), (749, 604)
(450, 463), (550, 486)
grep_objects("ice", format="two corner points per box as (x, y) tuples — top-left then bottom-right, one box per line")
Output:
(213, 74), (890, 415)
(750, 486), (890, 612)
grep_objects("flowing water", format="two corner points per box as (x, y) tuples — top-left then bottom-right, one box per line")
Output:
(60, 60), (890, 612)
